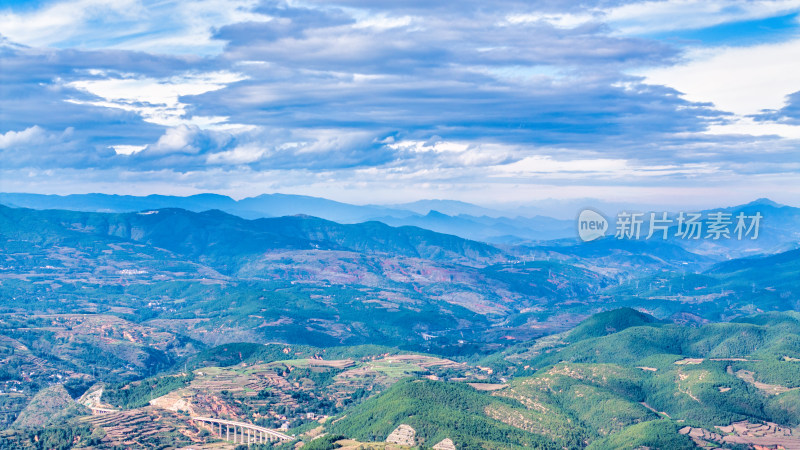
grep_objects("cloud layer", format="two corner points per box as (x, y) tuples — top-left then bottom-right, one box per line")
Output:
(1, 0), (800, 206)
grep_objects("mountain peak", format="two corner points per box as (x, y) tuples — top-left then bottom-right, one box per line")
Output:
(745, 198), (783, 208)
(425, 210), (451, 218)
(567, 308), (658, 342)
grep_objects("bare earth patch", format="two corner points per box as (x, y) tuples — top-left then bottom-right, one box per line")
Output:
(467, 383), (507, 391)
(734, 369), (798, 396)
(680, 421), (800, 450)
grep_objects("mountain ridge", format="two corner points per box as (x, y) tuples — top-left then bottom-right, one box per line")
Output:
(3, 193), (798, 250)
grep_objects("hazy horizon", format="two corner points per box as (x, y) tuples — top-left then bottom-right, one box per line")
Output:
(1, 190), (795, 222)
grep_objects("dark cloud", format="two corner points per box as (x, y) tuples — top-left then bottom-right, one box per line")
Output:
(296, 0), (640, 15)
(752, 90), (800, 124)
(214, 1), (353, 43)
(0, 40), (209, 147)
(215, 8), (677, 74)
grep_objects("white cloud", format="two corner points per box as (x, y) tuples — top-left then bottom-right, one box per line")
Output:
(490, 155), (718, 179)
(705, 117), (800, 139)
(495, 155), (628, 174)
(151, 125), (197, 153)
(389, 139), (470, 154)
(107, 0), (273, 55)
(0, 0), (143, 48)
(206, 143), (267, 165)
(388, 139), (515, 167)
(638, 37), (800, 137)
(613, 4), (800, 141)
(112, 144), (146, 155)
(65, 70), (247, 127)
(0, 0), (271, 55)
(143, 124), (238, 156)
(353, 14), (413, 30)
(505, 12), (598, 29)
(0, 126), (47, 148)
(506, 1), (800, 35)
(0, 126), (73, 148)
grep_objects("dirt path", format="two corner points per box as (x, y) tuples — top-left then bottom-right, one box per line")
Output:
(640, 402), (671, 418)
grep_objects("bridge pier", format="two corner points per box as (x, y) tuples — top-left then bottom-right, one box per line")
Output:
(192, 416), (291, 445)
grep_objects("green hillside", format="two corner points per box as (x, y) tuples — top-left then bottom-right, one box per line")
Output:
(323, 310), (800, 448)
(565, 307), (659, 342)
(328, 379), (564, 449)
(511, 310), (800, 428)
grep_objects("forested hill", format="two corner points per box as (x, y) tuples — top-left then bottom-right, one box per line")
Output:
(329, 309), (800, 449)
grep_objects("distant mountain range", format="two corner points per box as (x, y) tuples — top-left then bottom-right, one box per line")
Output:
(1, 193), (798, 255)
(0, 204), (506, 272)
(0, 192), (576, 243)
(0, 203), (608, 351)
(1, 198), (799, 367)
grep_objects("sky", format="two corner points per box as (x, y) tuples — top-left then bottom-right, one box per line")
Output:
(1, 0), (800, 208)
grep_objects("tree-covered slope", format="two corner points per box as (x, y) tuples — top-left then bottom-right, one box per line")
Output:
(328, 379), (565, 449)
(502, 309), (800, 429)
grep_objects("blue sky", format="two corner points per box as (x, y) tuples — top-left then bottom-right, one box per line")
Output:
(1, 0), (800, 208)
